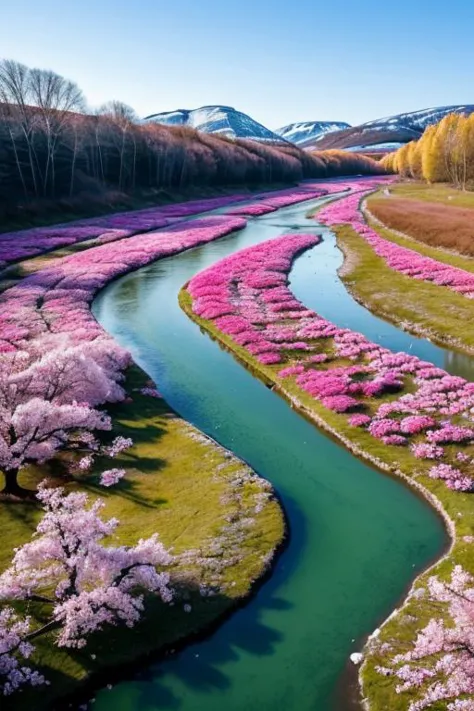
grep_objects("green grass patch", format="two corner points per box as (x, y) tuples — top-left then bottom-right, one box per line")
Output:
(387, 181), (474, 209)
(0, 365), (285, 710)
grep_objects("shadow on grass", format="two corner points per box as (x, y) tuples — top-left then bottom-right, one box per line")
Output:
(79, 492), (305, 710)
(3, 491), (304, 711)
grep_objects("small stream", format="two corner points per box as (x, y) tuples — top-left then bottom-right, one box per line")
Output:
(91, 195), (453, 711)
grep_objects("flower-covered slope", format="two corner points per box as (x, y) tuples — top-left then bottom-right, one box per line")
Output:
(0, 195), (253, 269)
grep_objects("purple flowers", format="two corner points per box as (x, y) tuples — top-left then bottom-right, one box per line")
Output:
(411, 443), (444, 460)
(100, 468), (126, 487)
(428, 464), (473, 491)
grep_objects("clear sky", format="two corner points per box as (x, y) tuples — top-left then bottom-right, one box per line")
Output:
(1, 0), (473, 129)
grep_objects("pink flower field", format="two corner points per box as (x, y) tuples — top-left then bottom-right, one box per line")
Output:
(318, 190), (474, 299)
(0, 194), (255, 269)
(188, 230), (474, 494)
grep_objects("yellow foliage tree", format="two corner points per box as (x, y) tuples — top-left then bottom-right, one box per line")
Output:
(421, 124), (446, 183)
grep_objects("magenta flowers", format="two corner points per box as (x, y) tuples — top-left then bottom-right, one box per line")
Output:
(0, 194), (253, 270)
(187, 227), (474, 495)
(318, 190), (474, 300)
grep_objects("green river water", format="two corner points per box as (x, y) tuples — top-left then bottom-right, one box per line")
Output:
(92, 195), (457, 711)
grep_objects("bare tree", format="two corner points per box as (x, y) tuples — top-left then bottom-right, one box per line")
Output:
(28, 67), (85, 195)
(0, 59), (39, 196)
(98, 101), (137, 190)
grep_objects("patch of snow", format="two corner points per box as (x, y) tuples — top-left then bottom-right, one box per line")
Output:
(275, 120), (350, 145)
(362, 105), (474, 132)
(143, 105), (285, 143)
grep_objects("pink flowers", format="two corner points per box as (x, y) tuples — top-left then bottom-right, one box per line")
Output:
(0, 483), (174, 691)
(411, 443), (444, 460)
(427, 425), (474, 444)
(0, 608), (47, 695)
(318, 190), (474, 300)
(100, 468), (126, 487)
(400, 416), (437, 435)
(321, 395), (359, 413)
(349, 414), (372, 427)
(187, 222), (474, 496)
(0, 215), (247, 355)
(377, 565), (474, 708)
(428, 464), (473, 491)
(189, 232), (323, 365)
(0, 483), (174, 650)
(0, 194), (257, 270)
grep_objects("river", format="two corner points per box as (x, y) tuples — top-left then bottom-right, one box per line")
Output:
(92, 194), (451, 711)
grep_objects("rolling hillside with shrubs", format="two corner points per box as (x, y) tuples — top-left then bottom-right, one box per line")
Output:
(0, 60), (383, 223)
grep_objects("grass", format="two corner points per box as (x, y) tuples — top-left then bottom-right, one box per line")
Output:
(368, 196), (474, 257)
(386, 181), (474, 209)
(334, 223), (474, 353)
(179, 282), (474, 711)
(0, 365), (285, 710)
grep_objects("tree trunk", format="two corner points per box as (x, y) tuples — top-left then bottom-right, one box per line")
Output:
(8, 128), (28, 198)
(1, 469), (34, 500)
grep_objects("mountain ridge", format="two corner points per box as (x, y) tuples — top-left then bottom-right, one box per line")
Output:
(274, 120), (351, 145)
(310, 105), (474, 152)
(143, 105), (286, 143)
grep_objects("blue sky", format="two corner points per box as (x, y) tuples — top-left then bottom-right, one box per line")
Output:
(1, 0), (473, 128)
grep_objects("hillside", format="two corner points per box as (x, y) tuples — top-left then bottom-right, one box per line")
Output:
(308, 105), (474, 152)
(143, 105), (285, 143)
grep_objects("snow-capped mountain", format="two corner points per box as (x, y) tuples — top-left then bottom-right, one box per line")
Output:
(143, 105), (285, 143)
(311, 105), (474, 152)
(361, 105), (474, 132)
(275, 121), (350, 146)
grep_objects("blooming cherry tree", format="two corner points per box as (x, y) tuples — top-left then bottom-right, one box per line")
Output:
(0, 336), (131, 497)
(0, 608), (46, 696)
(377, 566), (474, 710)
(0, 483), (174, 650)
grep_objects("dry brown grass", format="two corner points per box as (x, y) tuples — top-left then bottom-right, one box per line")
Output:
(369, 196), (474, 256)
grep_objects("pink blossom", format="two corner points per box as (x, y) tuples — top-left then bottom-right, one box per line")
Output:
(100, 468), (126, 487)
(0, 608), (47, 695)
(349, 414), (372, 427)
(0, 483), (174, 650)
(377, 566), (474, 709)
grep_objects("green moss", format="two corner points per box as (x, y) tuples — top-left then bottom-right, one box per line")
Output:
(0, 366), (285, 710)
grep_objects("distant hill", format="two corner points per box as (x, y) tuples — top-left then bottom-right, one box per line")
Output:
(275, 121), (350, 146)
(143, 105), (285, 143)
(308, 105), (474, 152)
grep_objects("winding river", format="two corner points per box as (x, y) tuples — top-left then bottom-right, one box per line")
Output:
(91, 194), (463, 711)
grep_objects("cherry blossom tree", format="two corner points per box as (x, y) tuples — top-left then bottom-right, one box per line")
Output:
(0, 607), (46, 696)
(0, 483), (174, 651)
(0, 335), (131, 498)
(376, 565), (474, 710)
